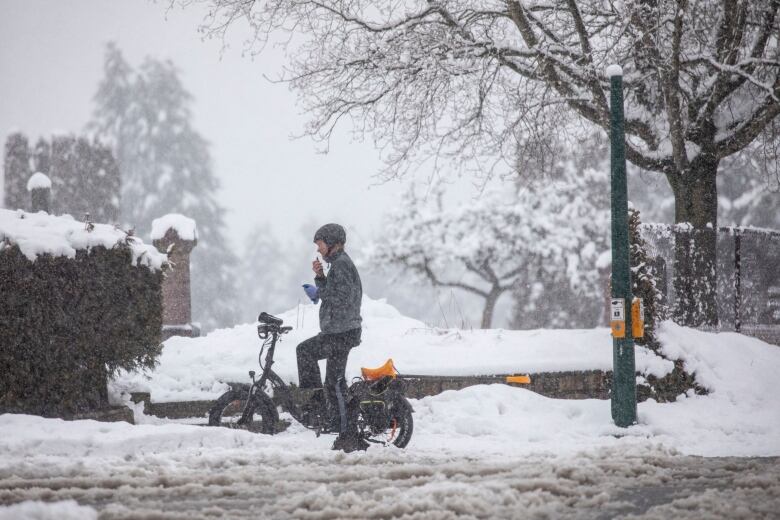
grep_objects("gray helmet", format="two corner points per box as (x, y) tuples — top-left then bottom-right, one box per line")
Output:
(313, 223), (346, 246)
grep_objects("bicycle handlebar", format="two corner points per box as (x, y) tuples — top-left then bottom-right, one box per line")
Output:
(258, 312), (283, 326)
(256, 312), (292, 339)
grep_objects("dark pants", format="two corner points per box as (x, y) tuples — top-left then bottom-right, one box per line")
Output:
(296, 328), (361, 424)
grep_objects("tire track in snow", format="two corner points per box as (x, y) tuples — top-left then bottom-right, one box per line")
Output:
(1, 447), (778, 519)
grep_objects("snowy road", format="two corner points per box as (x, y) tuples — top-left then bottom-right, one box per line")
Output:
(1, 446), (778, 519)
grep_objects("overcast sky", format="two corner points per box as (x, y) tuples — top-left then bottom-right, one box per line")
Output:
(0, 0), (423, 251)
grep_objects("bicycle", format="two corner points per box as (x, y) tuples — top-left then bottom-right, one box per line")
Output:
(208, 312), (414, 448)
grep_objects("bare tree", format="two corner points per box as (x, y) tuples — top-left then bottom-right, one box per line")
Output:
(181, 0), (780, 326)
(369, 161), (609, 329)
(368, 185), (523, 329)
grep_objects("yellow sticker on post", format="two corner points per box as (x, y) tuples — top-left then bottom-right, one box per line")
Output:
(632, 297), (645, 338)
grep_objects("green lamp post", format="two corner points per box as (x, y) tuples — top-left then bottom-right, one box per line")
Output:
(607, 64), (637, 427)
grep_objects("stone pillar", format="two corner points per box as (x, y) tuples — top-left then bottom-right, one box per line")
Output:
(153, 222), (199, 340)
(27, 172), (51, 213)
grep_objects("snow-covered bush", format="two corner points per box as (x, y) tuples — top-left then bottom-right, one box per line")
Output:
(0, 210), (166, 416)
(367, 183), (527, 328)
(509, 164), (611, 329)
(368, 162), (610, 329)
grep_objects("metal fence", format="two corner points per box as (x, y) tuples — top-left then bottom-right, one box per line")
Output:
(641, 224), (780, 345)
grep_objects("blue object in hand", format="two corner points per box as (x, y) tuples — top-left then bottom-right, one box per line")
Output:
(302, 283), (319, 304)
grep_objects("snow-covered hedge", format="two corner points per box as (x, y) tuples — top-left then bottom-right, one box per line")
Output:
(0, 209), (167, 416)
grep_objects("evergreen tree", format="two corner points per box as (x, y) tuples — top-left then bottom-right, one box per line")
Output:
(3, 132), (120, 220)
(3, 132), (31, 210)
(48, 135), (71, 214)
(238, 225), (288, 323)
(628, 208), (668, 353)
(42, 135), (121, 222)
(88, 43), (240, 331)
(629, 207), (704, 402)
(89, 42), (134, 159)
(32, 138), (51, 176)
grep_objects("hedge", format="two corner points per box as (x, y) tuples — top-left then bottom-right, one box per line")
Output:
(0, 244), (163, 416)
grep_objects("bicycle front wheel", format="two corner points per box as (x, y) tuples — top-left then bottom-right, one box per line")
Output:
(208, 385), (278, 434)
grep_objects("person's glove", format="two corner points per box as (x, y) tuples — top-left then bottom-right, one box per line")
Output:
(302, 283), (319, 304)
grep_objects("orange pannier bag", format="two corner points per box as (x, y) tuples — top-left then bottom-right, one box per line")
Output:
(361, 358), (397, 381)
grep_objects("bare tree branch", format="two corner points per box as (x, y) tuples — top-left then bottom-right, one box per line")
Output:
(181, 0), (779, 181)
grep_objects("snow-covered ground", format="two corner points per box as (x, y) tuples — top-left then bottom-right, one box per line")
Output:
(110, 297), (675, 403)
(2, 298), (779, 518)
(105, 297), (780, 457)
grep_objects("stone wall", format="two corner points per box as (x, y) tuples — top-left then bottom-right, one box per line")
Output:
(401, 371), (611, 400)
(129, 370), (614, 421)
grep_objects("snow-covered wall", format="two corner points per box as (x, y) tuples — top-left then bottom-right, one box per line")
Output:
(0, 208), (166, 270)
(151, 213), (198, 242)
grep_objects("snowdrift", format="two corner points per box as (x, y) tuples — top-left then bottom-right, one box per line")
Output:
(110, 296), (674, 402)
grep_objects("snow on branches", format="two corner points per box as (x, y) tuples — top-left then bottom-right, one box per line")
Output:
(182, 0), (779, 179)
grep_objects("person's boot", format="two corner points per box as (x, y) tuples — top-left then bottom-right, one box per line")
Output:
(332, 432), (369, 453)
(320, 397), (345, 434)
(297, 388), (325, 428)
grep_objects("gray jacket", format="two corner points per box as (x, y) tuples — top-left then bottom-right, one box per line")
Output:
(315, 250), (362, 334)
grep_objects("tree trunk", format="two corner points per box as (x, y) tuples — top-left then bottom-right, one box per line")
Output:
(666, 154), (719, 326)
(481, 287), (503, 329)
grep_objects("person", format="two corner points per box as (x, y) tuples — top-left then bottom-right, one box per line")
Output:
(296, 223), (366, 452)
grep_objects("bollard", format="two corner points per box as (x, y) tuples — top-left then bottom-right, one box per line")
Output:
(26, 172), (51, 213)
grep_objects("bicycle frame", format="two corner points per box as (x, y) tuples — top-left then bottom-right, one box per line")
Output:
(212, 313), (413, 447)
(232, 326), (288, 425)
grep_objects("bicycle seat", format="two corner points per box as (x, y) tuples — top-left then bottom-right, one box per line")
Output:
(361, 359), (397, 381)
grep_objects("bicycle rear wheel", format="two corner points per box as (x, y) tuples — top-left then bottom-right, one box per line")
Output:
(385, 397), (414, 448)
(208, 386), (278, 434)
(356, 396), (414, 448)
